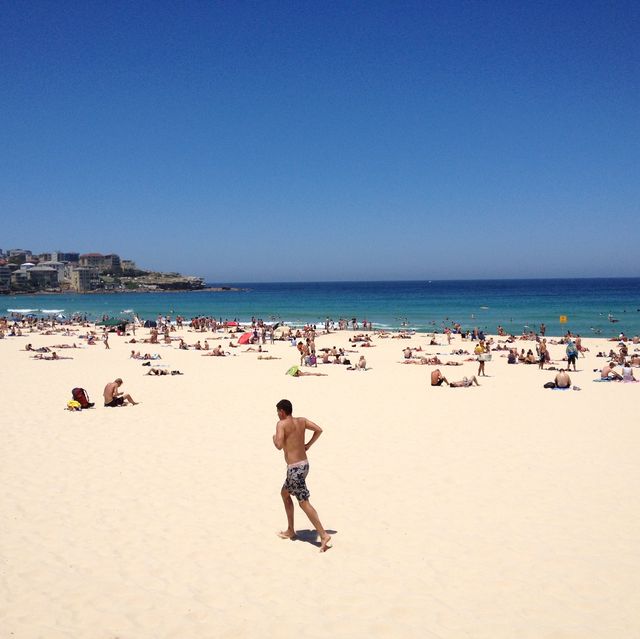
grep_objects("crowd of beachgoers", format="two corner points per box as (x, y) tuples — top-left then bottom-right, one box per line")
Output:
(2, 311), (640, 401)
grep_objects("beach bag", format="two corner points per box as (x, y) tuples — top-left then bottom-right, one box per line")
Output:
(71, 387), (94, 409)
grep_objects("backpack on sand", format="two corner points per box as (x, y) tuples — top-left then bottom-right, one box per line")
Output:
(71, 387), (95, 409)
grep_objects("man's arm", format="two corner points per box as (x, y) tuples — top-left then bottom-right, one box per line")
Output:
(273, 422), (285, 450)
(304, 418), (323, 451)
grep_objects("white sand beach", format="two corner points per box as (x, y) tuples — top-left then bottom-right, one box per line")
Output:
(2, 325), (640, 638)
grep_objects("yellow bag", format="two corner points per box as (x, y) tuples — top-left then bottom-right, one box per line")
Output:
(67, 400), (82, 411)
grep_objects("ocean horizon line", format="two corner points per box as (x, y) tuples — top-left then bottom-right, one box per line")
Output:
(209, 276), (640, 286)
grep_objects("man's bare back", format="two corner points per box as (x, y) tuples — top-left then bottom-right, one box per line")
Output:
(275, 415), (319, 465)
(103, 381), (118, 404)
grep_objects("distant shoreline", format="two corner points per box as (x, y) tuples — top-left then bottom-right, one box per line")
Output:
(1, 286), (247, 297)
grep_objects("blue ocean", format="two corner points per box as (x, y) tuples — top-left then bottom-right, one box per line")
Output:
(4, 278), (640, 338)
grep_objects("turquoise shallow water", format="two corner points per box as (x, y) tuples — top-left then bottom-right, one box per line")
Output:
(3, 278), (640, 337)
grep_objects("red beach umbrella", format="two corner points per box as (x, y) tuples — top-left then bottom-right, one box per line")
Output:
(237, 332), (253, 345)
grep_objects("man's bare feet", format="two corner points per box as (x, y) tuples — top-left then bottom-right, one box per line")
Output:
(277, 530), (296, 540)
(319, 534), (332, 552)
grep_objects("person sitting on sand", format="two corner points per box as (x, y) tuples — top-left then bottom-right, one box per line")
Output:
(356, 355), (367, 370)
(285, 365), (327, 377)
(449, 375), (480, 388)
(103, 378), (138, 407)
(554, 369), (571, 388)
(430, 369), (449, 386)
(601, 362), (622, 381)
(621, 361), (636, 382)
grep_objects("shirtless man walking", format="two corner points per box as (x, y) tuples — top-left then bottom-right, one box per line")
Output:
(272, 399), (331, 552)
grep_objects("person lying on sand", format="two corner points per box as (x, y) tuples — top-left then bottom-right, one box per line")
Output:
(25, 344), (51, 352)
(258, 355), (281, 360)
(285, 365), (327, 377)
(130, 350), (162, 360)
(202, 345), (227, 356)
(449, 376), (480, 388)
(403, 357), (461, 366)
(31, 352), (72, 360)
(146, 368), (183, 375)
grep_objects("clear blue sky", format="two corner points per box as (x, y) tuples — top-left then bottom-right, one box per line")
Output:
(2, 1), (638, 282)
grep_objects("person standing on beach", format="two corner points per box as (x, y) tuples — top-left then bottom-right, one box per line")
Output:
(273, 399), (331, 552)
(475, 340), (487, 376)
(566, 339), (578, 372)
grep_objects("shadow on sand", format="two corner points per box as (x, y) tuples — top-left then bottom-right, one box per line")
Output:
(286, 528), (338, 550)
